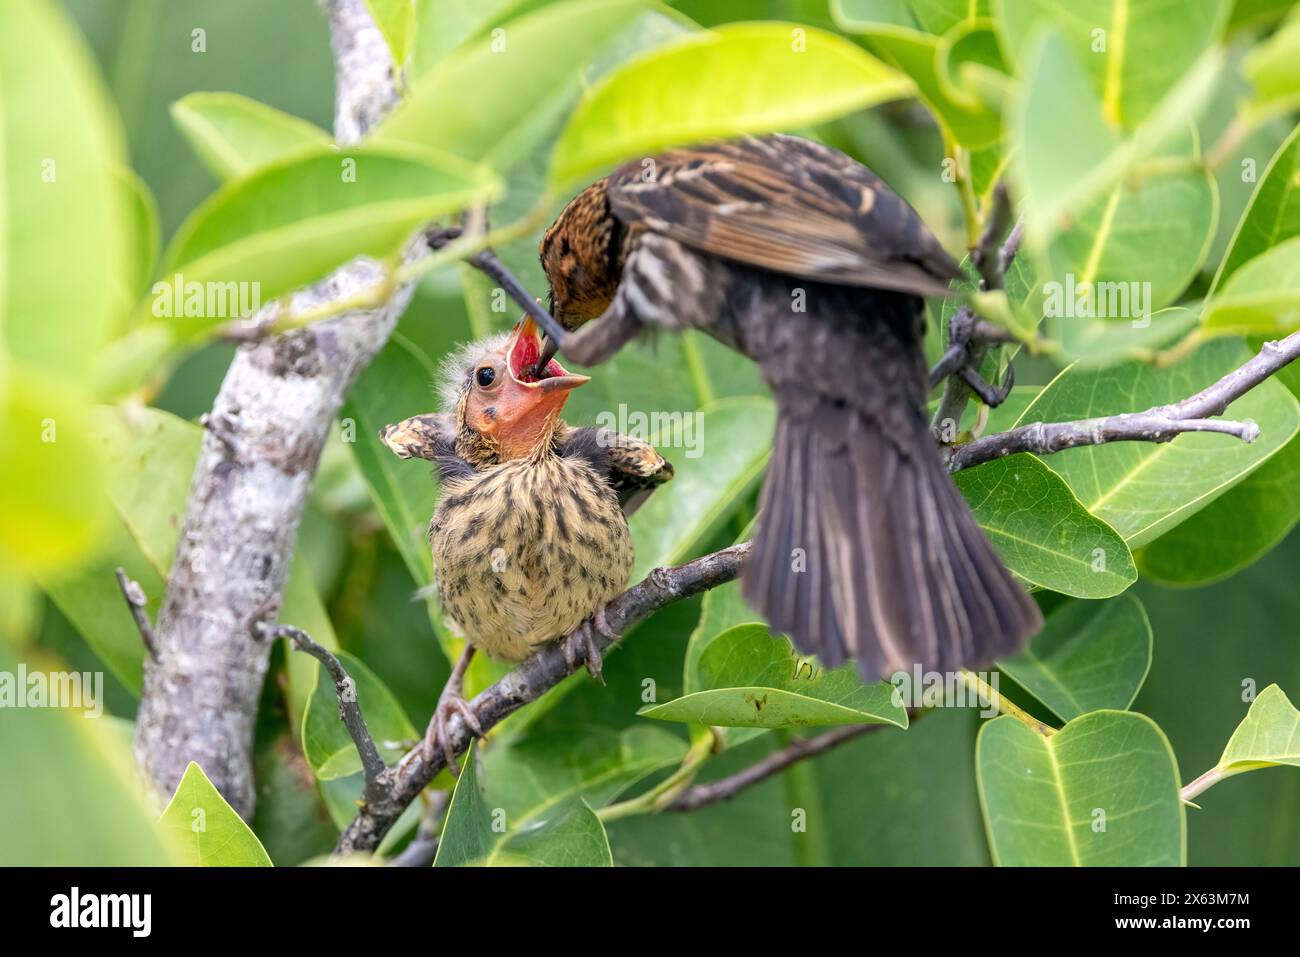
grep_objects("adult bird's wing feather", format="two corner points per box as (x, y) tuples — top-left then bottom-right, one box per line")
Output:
(607, 134), (962, 296)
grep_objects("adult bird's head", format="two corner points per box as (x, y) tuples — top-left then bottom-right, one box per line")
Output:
(444, 316), (590, 467)
(539, 178), (624, 333)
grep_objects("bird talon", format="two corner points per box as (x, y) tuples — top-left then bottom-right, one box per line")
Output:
(959, 360), (1015, 408)
(422, 645), (480, 777)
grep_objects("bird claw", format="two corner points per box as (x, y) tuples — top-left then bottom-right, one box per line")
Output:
(421, 648), (482, 777)
(959, 360), (1015, 408)
(561, 610), (617, 685)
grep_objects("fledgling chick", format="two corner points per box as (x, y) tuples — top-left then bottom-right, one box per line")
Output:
(535, 133), (1042, 683)
(380, 316), (672, 769)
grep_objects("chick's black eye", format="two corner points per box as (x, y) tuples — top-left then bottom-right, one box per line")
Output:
(475, 366), (496, 388)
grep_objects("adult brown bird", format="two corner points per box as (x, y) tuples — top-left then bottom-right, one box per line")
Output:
(533, 133), (1041, 682)
(380, 316), (672, 768)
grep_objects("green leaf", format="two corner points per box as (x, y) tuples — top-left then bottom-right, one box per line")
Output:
(409, 0), (531, 78)
(1013, 339), (1300, 546)
(343, 333), (439, 588)
(153, 146), (501, 334)
(377, 0), (653, 173)
(171, 92), (330, 183)
(37, 407), (337, 703)
(996, 0), (1229, 130)
(301, 650), (418, 780)
(641, 623), (909, 729)
(627, 396), (774, 581)
(1243, 6), (1300, 122)
(0, 0), (131, 381)
(364, 0), (417, 67)
(1212, 120), (1300, 292)
(158, 762), (273, 866)
(1138, 431), (1300, 585)
(998, 594), (1152, 722)
(976, 710), (1185, 865)
(954, 454), (1137, 598)
(1039, 138), (1217, 319)
(1201, 235), (1300, 335)
(0, 645), (181, 865)
(116, 166), (161, 300)
(1214, 684), (1300, 778)
(1012, 27), (1221, 246)
(434, 740), (616, 866)
(832, 2), (1004, 148)
(549, 21), (912, 189)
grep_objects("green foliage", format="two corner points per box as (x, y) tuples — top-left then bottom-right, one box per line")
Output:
(9, 0), (1300, 869)
(977, 711), (1185, 865)
(641, 623), (909, 729)
(998, 595), (1152, 721)
(158, 762), (273, 866)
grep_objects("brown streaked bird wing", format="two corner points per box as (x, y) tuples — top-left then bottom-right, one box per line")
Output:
(559, 426), (674, 517)
(379, 413), (456, 461)
(607, 134), (962, 296)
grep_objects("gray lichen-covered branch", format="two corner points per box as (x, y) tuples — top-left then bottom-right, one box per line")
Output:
(948, 330), (1300, 473)
(133, 0), (410, 819)
(329, 543), (751, 855)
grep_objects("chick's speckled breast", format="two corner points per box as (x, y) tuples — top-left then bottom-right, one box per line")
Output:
(429, 455), (633, 661)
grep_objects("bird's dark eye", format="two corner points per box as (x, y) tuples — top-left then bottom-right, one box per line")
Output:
(475, 366), (496, 388)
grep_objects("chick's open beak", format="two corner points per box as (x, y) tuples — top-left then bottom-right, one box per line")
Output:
(487, 316), (588, 459)
(506, 315), (589, 394)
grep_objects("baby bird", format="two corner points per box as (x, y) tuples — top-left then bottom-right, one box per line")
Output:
(380, 316), (672, 769)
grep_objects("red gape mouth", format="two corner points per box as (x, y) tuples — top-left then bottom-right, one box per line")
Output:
(507, 316), (570, 384)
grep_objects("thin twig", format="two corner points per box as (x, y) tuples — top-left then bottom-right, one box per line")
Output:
(948, 331), (1300, 473)
(267, 624), (389, 804)
(334, 542), (751, 855)
(668, 723), (899, 812)
(114, 567), (157, 659)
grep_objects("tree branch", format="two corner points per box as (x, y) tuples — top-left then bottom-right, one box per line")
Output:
(333, 542), (751, 855)
(268, 624), (388, 802)
(948, 330), (1300, 473)
(114, 567), (157, 659)
(668, 723), (894, 813)
(133, 0), (409, 819)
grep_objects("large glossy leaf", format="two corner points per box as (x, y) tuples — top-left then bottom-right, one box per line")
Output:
(627, 396), (774, 580)
(301, 650), (418, 780)
(832, 1), (1005, 148)
(954, 454), (1137, 597)
(997, 594), (1152, 722)
(1212, 684), (1300, 779)
(171, 92), (330, 183)
(158, 762), (273, 866)
(1243, 6), (1300, 121)
(977, 710), (1185, 865)
(153, 146), (501, 335)
(1039, 140), (1217, 320)
(641, 623), (909, 729)
(1013, 339), (1300, 547)
(1011, 27), (1221, 246)
(549, 21), (912, 189)
(482, 724), (687, 825)
(343, 333), (439, 588)
(435, 740), (615, 866)
(1212, 121), (1300, 291)
(1139, 432), (1300, 585)
(0, 645), (180, 865)
(996, 0), (1228, 130)
(1201, 235), (1300, 335)
(377, 0), (652, 172)
(0, 0), (130, 379)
